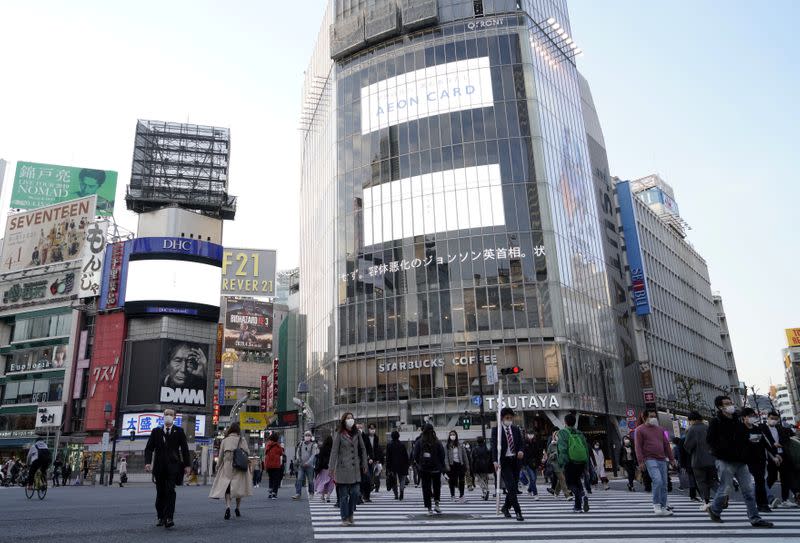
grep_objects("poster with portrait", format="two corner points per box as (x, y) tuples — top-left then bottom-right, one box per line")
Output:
(223, 297), (273, 353)
(159, 340), (209, 407)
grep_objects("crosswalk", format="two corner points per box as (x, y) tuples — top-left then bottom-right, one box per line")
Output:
(308, 485), (800, 542)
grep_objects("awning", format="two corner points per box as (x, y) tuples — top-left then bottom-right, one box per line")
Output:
(84, 436), (101, 445)
(0, 438), (37, 447)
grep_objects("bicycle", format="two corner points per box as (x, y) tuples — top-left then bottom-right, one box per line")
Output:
(24, 469), (47, 500)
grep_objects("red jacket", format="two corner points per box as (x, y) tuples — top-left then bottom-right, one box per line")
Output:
(264, 441), (283, 470)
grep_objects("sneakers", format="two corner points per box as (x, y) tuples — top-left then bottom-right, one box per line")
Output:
(700, 503), (710, 512)
(770, 498), (782, 509)
(426, 508), (434, 516)
(501, 506), (512, 518)
(433, 502), (442, 514)
(780, 501), (798, 509)
(582, 496), (590, 513)
(751, 519), (773, 528)
(292, 494), (301, 500)
(654, 505), (673, 516)
(707, 508), (722, 523)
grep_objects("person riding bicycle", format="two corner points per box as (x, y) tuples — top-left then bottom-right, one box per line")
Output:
(26, 437), (51, 490)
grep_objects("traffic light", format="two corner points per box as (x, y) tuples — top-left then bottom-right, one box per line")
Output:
(500, 365), (523, 376)
(461, 412), (471, 430)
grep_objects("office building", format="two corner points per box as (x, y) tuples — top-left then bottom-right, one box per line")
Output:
(300, 0), (625, 443)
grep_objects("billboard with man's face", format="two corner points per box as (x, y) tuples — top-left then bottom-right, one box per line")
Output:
(10, 161), (117, 215)
(126, 339), (209, 407)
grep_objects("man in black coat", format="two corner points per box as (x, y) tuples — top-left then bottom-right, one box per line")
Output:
(144, 409), (191, 529)
(385, 431), (410, 500)
(359, 423), (382, 502)
(492, 407), (525, 521)
(762, 410), (796, 506)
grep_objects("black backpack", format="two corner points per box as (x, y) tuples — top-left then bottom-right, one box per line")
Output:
(418, 440), (437, 472)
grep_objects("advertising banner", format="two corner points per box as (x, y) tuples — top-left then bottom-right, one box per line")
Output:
(35, 405), (64, 429)
(260, 375), (268, 411)
(221, 248), (276, 297)
(1, 271), (76, 312)
(1, 195), (96, 273)
(360, 56), (494, 135)
(121, 413), (206, 437)
(239, 411), (273, 432)
(5, 344), (69, 375)
(223, 297), (273, 352)
(786, 328), (800, 348)
(11, 161), (117, 215)
(126, 339), (209, 407)
(78, 220), (108, 298)
(616, 181), (652, 316)
(267, 410), (299, 429)
(99, 240), (131, 310)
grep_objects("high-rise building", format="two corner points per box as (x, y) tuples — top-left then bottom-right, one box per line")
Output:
(300, 0), (625, 442)
(614, 175), (738, 415)
(783, 327), (800, 424)
(773, 383), (795, 425)
(713, 293), (743, 405)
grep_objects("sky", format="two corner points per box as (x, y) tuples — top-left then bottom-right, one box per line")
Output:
(0, 1), (796, 393)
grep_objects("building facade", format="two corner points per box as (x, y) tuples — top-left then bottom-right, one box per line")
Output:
(614, 175), (736, 415)
(773, 383), (796, 425)
(300, 0), (625, 443)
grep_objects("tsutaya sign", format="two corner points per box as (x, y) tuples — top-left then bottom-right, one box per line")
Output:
(486, 394), (561, 410)
(378, 353), (498, 373)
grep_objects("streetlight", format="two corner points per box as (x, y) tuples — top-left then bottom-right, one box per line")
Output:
(100, 401), (112, 485)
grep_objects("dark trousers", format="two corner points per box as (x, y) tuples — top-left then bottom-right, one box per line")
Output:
(693, 465), (719, 503)
(267, 468), (282, 495)
(448, 462), (465, 498)
(62, 473), (69, 487)
(420, 471), (441, 510)
(500, 457), (521, 515)
(623, 462), (636, 487)
(27, 459), (47, 486)
(154, 475), (177, 520)
(564, 462), (586, 511)
(767, 456), (793, 501)
(748, 461), (769, 507)
(360, 464), (373, 500)
(253, 469), (262, 486)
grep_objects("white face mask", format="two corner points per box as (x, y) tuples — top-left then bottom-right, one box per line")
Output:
(163, 415), (174, 425)
(594, 445), (600, 449)
(502, 419), (512, 427)
(723, 406), (736, 415)
(748, 417), (760, 425)
(345, 419), (355, 429)
(647, 417), (658, 426)
(449, 435), (456, 441)
(767, 419), (778, 427)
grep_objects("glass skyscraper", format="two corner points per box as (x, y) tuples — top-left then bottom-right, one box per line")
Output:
(300, 0), (624, 442)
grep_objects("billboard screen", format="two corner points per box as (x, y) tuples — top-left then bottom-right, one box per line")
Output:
(787, 328), (800, 348)
(121, 412), (206, 437)
(223, 297), (273, 352)
(1, 196), (96, 273)
(221, 248), (276, 297)
(126, 259), (222, 309)
(126, 339), (210, 407)
(10, 161), (117, 216)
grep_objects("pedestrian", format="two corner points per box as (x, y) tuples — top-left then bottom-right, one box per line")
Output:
(118, 456), (128, 488)
(619, 435), (638, 491)
(82, 456), (89, 480)
(385, 430), (409, 500)
(413, 423), (446, 516)
(590, 441), (609, 490)
(546, 430), (570, 498)
(52, 456), (63, 487)
(683, 411), (718, 510)
(673, 435), (698, 500)
(741, 408), (775, 512)
(444, 429), (470, 503)
(470, 435), (493, 501)
(314, 435), (335, 503)
(190, 454), (201, 486)
(62, 462), (72, 487)
(293, 430), (319, 500)
(289, 460), (295, 478)
(264, 432), (284, 499)
(209, 422), (253, 520)
(252, 454), (263, 488)
(329, 412), (368, 526)
(762, 410), (797, 508)
(522, 431), (542, 498)
(144, 408), (192, 529)
(634, 409), (676, 516)
(557, 413), (590, 514)
(361, 423), (382, 502)
(372, 459), (383, 493)
(493, 407), (525, 521)
(706, 395), (773, 527)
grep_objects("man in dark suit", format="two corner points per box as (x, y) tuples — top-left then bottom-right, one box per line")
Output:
(493, 407), (525, 521)
(761, 410), (795, 507)
(358, 423), (382, 502)
(145, 409), (191, 529)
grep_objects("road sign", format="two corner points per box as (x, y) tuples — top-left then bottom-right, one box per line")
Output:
(627, 420), (636, 430)
(486, 365), (498, 385)
(101, 431), (110, 451)
(471, 395), (483, 406)
(625, 407), (636, 418)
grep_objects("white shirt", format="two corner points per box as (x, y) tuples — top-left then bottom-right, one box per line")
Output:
(504, 427), (515, 457)
(769, 426), (782, 453)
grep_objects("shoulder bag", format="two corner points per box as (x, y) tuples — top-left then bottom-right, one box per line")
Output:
(232, 436), (249, 471)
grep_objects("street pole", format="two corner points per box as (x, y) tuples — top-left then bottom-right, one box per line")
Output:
(599, 359), (618, 476)
(476, 345), (486, 442)
(108, 341), (128, 487)
(495, 377), (503, 516)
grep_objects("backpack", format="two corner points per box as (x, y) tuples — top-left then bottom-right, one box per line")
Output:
(37, 444), (52, 467)
(566, 429), (588, 463)
(418, 440), (436, 472)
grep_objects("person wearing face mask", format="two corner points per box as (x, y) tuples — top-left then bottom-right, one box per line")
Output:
(412, 423), (446, 515)
(618, 435), (638, 491)
(546, 430), (570, 499)
(634, 409), (676, 516)
(706, 395), (773, 527)
(590, 441), (609, 490)
(470, 435), (493, 501)
(521, 431), (542, 498)
(357, 423), (381, 503)
(741, 408), (775, 513)
(329, 413), (368, 526)
(558, 413), (591, 514)
(761, 411), (796, 508)
(492, 407), (525, 521)
(144, 409), (191, 529)
(293, 431), (319, 500)
(683, 411), (718, 511)
(444, 430), (470, 503)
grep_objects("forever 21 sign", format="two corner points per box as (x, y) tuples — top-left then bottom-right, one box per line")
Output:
(221, 248), (276, 297)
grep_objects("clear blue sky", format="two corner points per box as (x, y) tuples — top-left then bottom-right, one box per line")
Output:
(0, 0), (795, 392)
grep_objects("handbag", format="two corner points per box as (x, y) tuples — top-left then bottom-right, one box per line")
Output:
(232, 436), (249, 472)
(386, 471), (397, 491)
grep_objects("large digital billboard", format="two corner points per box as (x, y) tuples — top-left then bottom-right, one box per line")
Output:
(126, 339), (210, 407)
(223, 297), (273, 352)
(0, 196), (96, 273)
(10, 161), (117, 215)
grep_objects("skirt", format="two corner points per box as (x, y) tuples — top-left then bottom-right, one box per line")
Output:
(314, 469), (335, 495)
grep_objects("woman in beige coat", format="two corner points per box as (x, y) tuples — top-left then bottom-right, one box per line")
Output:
(209, 422), (253, 519)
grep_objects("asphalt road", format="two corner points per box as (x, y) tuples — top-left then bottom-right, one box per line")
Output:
(0, 482), (314, 543)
